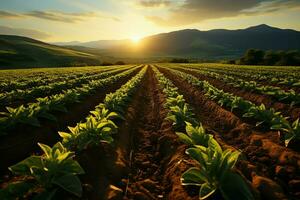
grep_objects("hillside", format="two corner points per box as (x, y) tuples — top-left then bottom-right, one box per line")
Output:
(0, 35), (102, 68)
(59, 24), (300, 59)
(2, 24), (300, 68)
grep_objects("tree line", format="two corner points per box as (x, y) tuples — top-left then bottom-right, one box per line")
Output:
(226, 49), (300, 66)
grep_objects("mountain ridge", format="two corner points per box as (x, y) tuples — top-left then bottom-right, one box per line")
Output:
(1, 24), (300, 68)
(55, 24), (300, 59)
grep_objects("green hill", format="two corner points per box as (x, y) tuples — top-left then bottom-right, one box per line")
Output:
(0, 35), (101, 68)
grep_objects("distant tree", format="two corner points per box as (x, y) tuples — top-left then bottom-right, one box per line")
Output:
(263, 51), (280, 65)
(274, 50), (300, 66)
(101, 62), (113, 66)
(170, 58), (189, 63)
(235, 49), (300, 66)
(241, 49), (265, 65)
(227, 59), (236, 64)
(115, 61), (125, 65)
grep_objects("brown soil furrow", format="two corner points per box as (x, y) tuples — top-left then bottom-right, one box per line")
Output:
(105, 67), (198, 200)
(79, 68), (147, 200)
(123, 67), (168, 199)
(158, 66), (300, 200)
(0, 68), (140, 174)
(178, 68), (300, 121)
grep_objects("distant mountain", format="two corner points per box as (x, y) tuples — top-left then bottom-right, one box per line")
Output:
(0, 35), (102, 68)
(54, 39), (131, 49)
(2, 24), (300, 68)
(57, 24), (300, 59)
(132, 24), (300, 59)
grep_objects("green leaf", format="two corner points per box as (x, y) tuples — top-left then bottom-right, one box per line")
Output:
(181, 167), (204, 186)
(53, 174), (83, 197)
(284, 132), (295, 147)
(220, 172), (254, 200)
(38, 143), (52, 158)
(9, 156), (43, 175)
(186, 147), (208, 167)
(176, 132), (193, 146)
(58, 131), (71, 139)
(227, 151), (240, 169)
(208, 138), (222, 154)
(26, 117), (41, 127)
(39, 112), (57, 121)
(199, 183), (217, 200)
(61, 160), (85, 174)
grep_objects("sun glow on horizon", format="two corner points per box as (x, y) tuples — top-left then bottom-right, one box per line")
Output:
(131, 35), (141, 43)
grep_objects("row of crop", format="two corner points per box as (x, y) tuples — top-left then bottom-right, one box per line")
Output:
(0, 66), (118, 93)
(187, 63), (300, 78)
(152, 66), (254, 200)
(0, 66), (140, 136)
(0, 65), (134, 108)
(162, 67), (300, 147)
(173, 66), (300, 106)
(0, 66), (147, 200)
(184, 64), (300, 88)
(59, 66), (147, 151)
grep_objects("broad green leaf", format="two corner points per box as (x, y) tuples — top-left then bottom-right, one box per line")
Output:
(181, 167), (204, 186)
(53, 174), (82, 197)
(220, 172), (254, 200)
(208, 138), (222, 154)
(186, 148), (208, 167)
(9, 156), (42, 175)
(199, 183), (217, 200)
(227, 151), (240, 170)
(61, 160), (85, 174)
(176, 132), (193, 146)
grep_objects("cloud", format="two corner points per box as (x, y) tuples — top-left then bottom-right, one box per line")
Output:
(0, 26), (51, 39)
(137, 0), (173, 7)
(145, 0), (300, 26)
(0, 10), (120, 23)
(25, 11), (97, 23)
(243, 0), (300, 15)
(0, 11), (21, 18)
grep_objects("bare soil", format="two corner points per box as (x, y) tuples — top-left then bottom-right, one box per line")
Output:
(178, 68), (300, 121)
(158, 66), (300, 200)
(0, 68), (139, 174)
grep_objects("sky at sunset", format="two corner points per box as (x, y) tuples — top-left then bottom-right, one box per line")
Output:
(0, 0), (300, 42)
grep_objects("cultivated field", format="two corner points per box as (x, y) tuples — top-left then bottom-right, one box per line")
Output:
(0, 64), (299, 200)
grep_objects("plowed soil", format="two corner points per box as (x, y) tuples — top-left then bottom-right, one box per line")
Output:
(0, 68), (139, 174)
(178, 68), (300, 121)
(1, 65), (299, 200)
(158, 66), (300, 200)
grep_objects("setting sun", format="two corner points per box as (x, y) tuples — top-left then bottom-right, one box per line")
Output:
(131, 36), (141, 43)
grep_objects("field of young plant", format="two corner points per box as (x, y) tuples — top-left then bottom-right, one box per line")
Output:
(0, 64), (299, 200)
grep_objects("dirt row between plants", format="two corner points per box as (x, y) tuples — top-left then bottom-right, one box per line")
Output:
(177, 68), (300, 121)
(158, 66), (300, 200)
(119, 67), (197, 200)
(0, 68), (140, 174)
(81, 67), (199, 200)
(172, 67), (300, 150)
